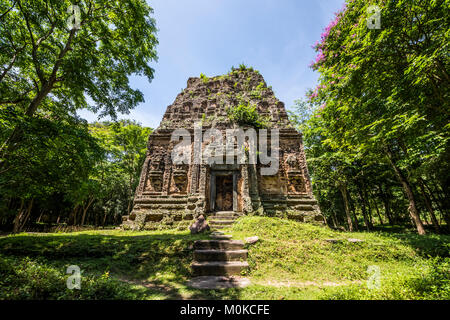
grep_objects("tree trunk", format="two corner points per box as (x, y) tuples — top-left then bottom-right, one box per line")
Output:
(37, 210), (44, 223)
(69, 205), (79, 225)
(378, 184), (394, 225)
(13, 199), (33, 233)
(370, 190), (384, 225)
(359, 194), (371, 231)
(364, 187), (374, 227)
(419, 180), (440, 233)
(339, 184), (354, 232)
(385, 146), (426, 235)
(12, 199), (25, 233)
(80, 197), (94, 226)
(422, 180), (445, 223)
(348, 196), (360, 231)
(102, 210), (108, 226)
(357, 182), (373, 231)
(20, 199), (33, 231)
(434, 181), (450, 229)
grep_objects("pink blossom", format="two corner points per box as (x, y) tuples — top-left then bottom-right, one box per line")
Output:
(308, 90), (318, 100)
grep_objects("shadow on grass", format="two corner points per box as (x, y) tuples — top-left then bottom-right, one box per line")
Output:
(0, 232), (243, 300)
(364, 224), (450, 258)
(386, 232), (450, 258)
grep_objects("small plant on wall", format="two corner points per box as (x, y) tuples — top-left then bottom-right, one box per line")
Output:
(227, 103), (269, 129)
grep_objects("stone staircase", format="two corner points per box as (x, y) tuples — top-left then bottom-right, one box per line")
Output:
(188, 212), (250, 289)
(208, 211), (241, 230)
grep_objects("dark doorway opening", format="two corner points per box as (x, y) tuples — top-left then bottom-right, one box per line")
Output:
(210, 171), (238, 212)
(215, 175), (233, 211)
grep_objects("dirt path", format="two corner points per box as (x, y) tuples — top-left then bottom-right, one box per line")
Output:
(252, 279), (363, 288)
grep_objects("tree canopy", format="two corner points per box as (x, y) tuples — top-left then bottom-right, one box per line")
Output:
(291, 0), (449, 235)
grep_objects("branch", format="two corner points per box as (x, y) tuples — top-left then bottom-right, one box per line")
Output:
(25, 29), (78, 117)
(17, 0), (45, 83)
(0, 0), (16, 21)
(0, 44), (26, 83)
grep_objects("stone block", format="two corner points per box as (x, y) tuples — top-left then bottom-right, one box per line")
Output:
(145, 213), (163, 222)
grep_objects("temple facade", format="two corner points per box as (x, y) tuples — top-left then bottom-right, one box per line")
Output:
(122, 67), (322, 230)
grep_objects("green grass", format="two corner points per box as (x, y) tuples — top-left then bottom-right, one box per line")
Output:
(0, 217), (449, 300)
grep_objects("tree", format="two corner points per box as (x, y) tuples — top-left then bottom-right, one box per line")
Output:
(0, 0), (158, 160)
(0, 109), (103, 232)
(90, 120), (151, 217)
(305, 0), (449, 235)
(0, 116), (151, 231)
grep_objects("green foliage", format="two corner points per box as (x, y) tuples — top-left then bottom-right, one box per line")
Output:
(292, 0), (450, 234)
(0, 229), (211, 300)
(0, 0), (158, 119)
(0, 107), (103, 206)
(0, 117), (151, 231)
(227, 216), (449, 299)
(1, 217), (448, 300)
(229, 64), (259, 75)
(0, 0), (157, 231)
(319, 257), (450, 300)
(0, 255), (140, 300)
(249, 81), (266, 99)
(0, 0), (158, 118)
(200, 73), (209, 84)
(227, 103), (269, 129)
(287, 99), (315, 133)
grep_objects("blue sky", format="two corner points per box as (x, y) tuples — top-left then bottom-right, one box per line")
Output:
(78, 0), (345, 128)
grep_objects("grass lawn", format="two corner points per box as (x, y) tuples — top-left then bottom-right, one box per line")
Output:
(0, 216), (449, 300)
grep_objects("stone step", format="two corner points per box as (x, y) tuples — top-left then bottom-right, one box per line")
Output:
(209, 220), (235, 225)
(194, 240), (244, 250)
(135, 198), (187, 204)
(210, 215), (236, 220)
(191, 261), (249, 276)
(135, 204), (187, 210)
(286, 199), (318, 205)
(210, 225), (226, 230)
(214, 211), (239, 217)
(194, 249), (248, 262)
(210, 234), (233, 240)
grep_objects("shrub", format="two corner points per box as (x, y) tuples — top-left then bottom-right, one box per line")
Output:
(200, 73), (209, 83)
(227, 103), (269, 129)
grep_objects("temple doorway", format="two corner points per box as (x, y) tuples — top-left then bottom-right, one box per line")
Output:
(215, 175), (233, 211)
(210, 171), (238, 212)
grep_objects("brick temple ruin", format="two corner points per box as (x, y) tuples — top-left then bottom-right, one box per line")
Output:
(122, 67), (322, 230)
